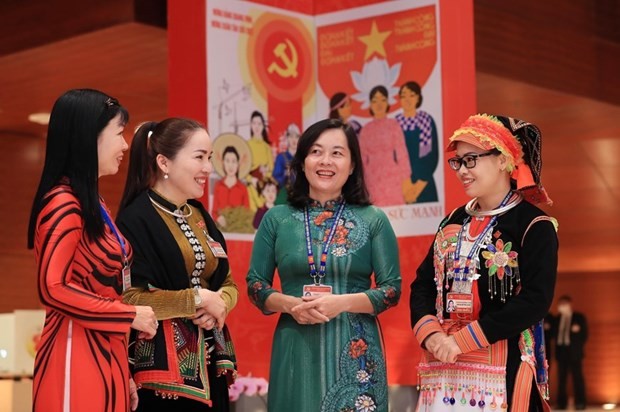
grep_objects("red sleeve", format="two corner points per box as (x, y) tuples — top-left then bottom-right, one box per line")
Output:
(35, 188), (135, 333)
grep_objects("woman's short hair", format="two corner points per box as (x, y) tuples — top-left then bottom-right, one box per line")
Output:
(288, 118), (370, 208)
(399, 81), (423, 108)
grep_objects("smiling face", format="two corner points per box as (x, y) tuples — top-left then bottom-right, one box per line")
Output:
(157, 128), (213, 204)
(304, 128), (353, 204)
(370, 90), (388, 119)
(223, 150), (239, 178)
(337, 98), (352, 121)
(399, 86), (420, 115)
(97, 113), (128, 178)
(453, 139), (510, 208)
(251, 115), (264, 139)
(262, 182), (278, 204)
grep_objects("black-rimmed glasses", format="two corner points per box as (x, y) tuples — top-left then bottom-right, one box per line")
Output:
(447, 151), (498, 170)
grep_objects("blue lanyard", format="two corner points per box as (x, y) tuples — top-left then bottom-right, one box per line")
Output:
(99, 204), (128, 264)
(453, 191), (513, 280)
(304, 201), (346, 285)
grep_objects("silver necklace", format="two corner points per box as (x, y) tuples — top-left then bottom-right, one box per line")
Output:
(465, 192), (523, 217)
(148, 195), (193, 218)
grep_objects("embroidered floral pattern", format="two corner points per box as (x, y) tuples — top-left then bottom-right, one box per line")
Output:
(314, 210), (334, 226)
(380, 286), (398, 308)
(316, 215), (353, 257)
(294, 203), (369, 257)
(321, 315), (385, 411)
(349, 338), (368, 359)
(355, 394), (377, 412)
(249, 280), (272, 306)
(356, 370), (371, 383)
(481, 238), (518, 280)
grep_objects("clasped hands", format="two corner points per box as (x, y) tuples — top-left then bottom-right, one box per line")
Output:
(190, 288), (227, 331)
(423, 332), (462, 363)
(289, 294), (343, 325)
(131, 305), (157, 340)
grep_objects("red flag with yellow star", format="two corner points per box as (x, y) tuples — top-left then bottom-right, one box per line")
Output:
(318, 5), (437, 117)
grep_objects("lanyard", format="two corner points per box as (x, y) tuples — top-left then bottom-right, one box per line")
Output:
(304, 201), (346, 285)
(452, 191), (513, 280)
(99, 204), (128, 265)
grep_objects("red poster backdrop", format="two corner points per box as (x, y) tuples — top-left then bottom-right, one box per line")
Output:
(167, 0), (474, 386)
(245, 12), (314, 140)
(317, 6), (437, 118)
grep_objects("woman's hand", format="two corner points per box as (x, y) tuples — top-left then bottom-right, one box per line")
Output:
(195, 289), (227, 330)
(131, 305), (157, 339)
(425, 333), (461, 363)
(192, 307), (219, 330)
(129, 378), (139, 411)
(292, 294), (345, 321)
(263, 293), (327, 325)
(289, 305), (330, 325)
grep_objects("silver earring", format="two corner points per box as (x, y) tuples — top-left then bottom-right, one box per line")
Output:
(164, 173), (169, 179)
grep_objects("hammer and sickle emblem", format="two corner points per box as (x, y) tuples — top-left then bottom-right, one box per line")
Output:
(267, 38), (298, 78)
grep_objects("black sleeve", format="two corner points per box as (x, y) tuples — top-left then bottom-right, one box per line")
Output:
(479, 219), (559, 343)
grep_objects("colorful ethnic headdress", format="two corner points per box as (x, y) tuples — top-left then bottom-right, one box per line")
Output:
(447, 114), (552, 206)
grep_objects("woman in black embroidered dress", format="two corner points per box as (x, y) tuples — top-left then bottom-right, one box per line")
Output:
(410, 114), (558, 412)
(117, 118), (237, 411)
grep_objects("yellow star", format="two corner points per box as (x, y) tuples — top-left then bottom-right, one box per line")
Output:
(358, 21), (392, 60)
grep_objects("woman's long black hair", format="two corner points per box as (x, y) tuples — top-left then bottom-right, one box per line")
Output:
(119, 118), (205, 213)
(27, 89), (128, 248)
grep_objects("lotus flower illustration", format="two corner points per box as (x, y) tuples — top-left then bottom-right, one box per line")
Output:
(350, 57), (401, 109)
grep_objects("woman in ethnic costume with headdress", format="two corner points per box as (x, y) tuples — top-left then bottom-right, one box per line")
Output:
(410, 114), (558, 411)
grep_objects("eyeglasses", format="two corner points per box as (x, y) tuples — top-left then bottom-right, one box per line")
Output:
(447, 151), (497, 170)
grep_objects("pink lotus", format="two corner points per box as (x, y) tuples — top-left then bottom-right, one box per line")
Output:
(228, 375), (269, 402)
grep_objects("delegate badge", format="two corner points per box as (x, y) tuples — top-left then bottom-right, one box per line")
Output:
(206, 239), (228, 258)
(302, 284), (333, 297)
(122, 265), (132, 292)
(446, 292), (473, 314)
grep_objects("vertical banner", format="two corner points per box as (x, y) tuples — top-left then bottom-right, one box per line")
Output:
(317, 0), (444, 237)
(169, 0), (475, 387)
(206, 2), (315, 239)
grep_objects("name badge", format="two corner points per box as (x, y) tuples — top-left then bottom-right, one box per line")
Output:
(122, 265), (132, 292)
(207, 239), (228, 258)
(302, 284), (333, 297)
(446, 292), (473, 314)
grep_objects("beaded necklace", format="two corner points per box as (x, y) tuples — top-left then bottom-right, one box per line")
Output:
(303, 200), (346, 285)
(148, 191), (205, 289)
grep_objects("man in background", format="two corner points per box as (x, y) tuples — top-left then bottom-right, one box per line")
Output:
(554, 295), (588, 410)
